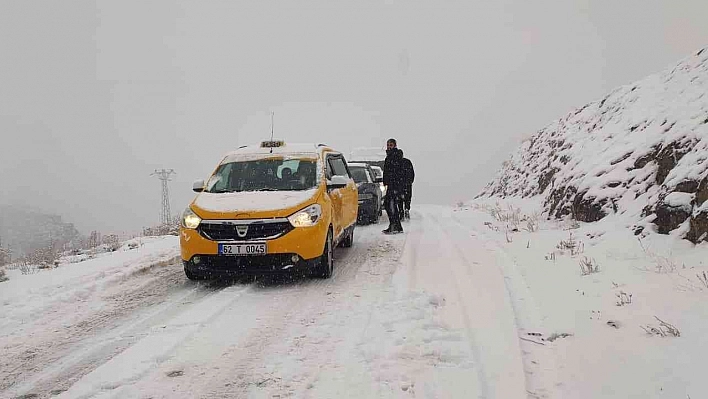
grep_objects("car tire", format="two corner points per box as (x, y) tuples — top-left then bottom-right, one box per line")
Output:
(184, 267), (207, 281)
(313, 228), (334, 279)
(341, 225), (354, 248)
(370, 209), (380, 224)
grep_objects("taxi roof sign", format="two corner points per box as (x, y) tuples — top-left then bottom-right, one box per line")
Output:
(261, 140), (285, 148)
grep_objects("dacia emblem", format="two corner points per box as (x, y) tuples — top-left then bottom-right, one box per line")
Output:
(236, 225), (249, 238)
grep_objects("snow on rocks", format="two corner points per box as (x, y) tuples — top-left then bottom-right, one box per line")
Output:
(480, 47), (708, 242)
(662, 192), (694, 210)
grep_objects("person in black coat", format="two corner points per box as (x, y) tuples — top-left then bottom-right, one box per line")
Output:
(383, 138), (405, 234)
(399, 152), (414, 220)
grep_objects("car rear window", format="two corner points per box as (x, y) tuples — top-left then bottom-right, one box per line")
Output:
(349, 167), (370, 183)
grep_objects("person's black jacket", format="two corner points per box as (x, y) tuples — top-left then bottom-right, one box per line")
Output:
(401, 151), (414, 187)
(383, 148), (406, 191)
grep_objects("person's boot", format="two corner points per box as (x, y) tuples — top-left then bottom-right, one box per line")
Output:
(382, 225), (393, 234)
(394, 222), (404, 233)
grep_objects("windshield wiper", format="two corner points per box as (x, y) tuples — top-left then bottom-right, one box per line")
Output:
(210, 187), (290, 193)
(241, 187), (280, 192)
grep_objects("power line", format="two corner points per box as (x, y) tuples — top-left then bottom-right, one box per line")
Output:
(151, 169), (175, 225)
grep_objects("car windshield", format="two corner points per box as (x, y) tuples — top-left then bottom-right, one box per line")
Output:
(349, 167), (369, 184)
(205, 158), (318, 193)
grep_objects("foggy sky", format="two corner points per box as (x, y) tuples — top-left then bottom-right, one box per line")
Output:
(1, 0), (707, 234)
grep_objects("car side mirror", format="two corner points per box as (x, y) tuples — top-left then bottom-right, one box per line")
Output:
(327, 175), (349, 189)
(374, 177), (383, 183)
(192, 179), (205, 193)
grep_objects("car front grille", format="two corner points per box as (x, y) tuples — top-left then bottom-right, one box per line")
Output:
(198, 220), (294, 241)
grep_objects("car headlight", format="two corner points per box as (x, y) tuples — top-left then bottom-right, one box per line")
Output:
(359, 193), (374, 200)
(288, 204), (322, 227)
(182, 207), (202, 229)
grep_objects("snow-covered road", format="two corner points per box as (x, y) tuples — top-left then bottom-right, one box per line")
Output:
(1, 206), (571, 398)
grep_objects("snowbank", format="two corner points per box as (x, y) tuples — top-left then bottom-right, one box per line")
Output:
(458, 197), (708, 398)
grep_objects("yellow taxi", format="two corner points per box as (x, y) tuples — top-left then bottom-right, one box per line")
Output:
(180, 141), (358, 279)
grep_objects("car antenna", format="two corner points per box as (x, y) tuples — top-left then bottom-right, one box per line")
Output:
(269, 111), (274, 153)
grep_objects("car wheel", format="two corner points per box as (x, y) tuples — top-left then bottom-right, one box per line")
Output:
(314, 229), (334, 279)
(184, 267), (207, 281)
(341, 225), (354, 248)
(370, 206), (381, 224)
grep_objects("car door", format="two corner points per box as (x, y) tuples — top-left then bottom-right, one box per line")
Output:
(326, 154), (345, 239)
(337, 156), (358, 229)
(365, 166), (382, 208)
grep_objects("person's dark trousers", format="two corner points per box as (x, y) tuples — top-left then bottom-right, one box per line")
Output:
(384, 189), (403, 232)
(404, 185), (412, 211)
(396, 191), (405, 220)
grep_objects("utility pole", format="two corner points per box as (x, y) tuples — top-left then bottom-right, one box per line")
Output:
(151, 169), (175, 225)
(270, 111), (275, 141)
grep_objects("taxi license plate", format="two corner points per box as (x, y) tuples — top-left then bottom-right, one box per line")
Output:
(218, 243), (267, 256)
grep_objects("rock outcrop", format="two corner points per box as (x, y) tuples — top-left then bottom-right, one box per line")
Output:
(480, 47), (708, 243)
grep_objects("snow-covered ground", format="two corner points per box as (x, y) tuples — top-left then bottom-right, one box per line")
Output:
(462, 197), (708, 398)
(2, 204), (707, 398)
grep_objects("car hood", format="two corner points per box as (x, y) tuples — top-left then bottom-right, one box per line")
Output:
(191, 188), (320, 219)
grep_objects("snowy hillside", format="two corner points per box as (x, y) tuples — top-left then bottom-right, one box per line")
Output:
(0, 206), (81, 256)
(480, 47), (708, 243)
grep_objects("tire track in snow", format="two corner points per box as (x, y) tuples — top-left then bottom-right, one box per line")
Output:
(6, 262), (249, 399)
(216, 226), (427, 399)
(88, 224), (383, 399)
(3, 260), (183, 396)
(448, 211), (562, 398)
(56, 282), (254, 399)
(280, 235), (408, 398)
(413, 209), (490, 398)
(192, 228), (381, 399)
(1, 253), (183, 394)
(397, 212), (420, 292)
(3, 242), (179, 346)
(410, 206), (528, 398)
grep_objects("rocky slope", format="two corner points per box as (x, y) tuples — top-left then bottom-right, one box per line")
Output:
(480, 47), (708, 243)
(0, 206), (81, 258)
